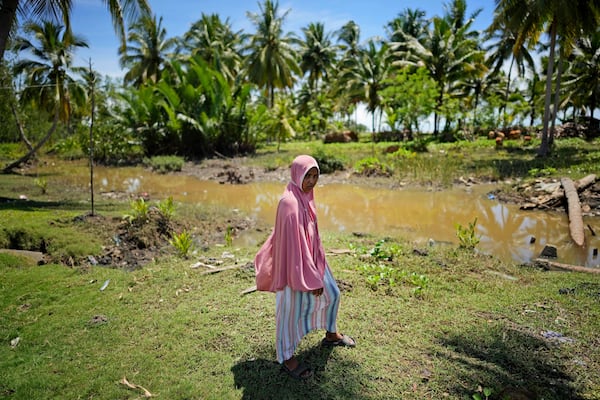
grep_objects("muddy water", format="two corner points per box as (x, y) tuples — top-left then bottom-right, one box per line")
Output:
(44, 163), (600, 268)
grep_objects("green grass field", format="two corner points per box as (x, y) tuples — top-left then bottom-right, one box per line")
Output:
(2, 137), (600, 399)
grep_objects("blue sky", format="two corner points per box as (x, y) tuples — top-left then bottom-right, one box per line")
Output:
(70, 0), (496, 78)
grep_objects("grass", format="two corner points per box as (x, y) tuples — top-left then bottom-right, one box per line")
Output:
(1, 137), (600, 399)
(249, 135), (600, 187)
(1, 235), (599, 399)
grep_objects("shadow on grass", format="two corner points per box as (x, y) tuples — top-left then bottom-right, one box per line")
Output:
(437, 325), (584, 400)
(232, 345), (365, 400)
(0, 196), (91, 211)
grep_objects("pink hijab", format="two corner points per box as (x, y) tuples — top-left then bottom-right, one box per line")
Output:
(254, 155), (327, 292)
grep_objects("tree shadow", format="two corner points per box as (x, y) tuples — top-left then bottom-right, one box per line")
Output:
(0, 196), (91, 211)
(437, 324), (584, 399)
(231, 345), (364, 400)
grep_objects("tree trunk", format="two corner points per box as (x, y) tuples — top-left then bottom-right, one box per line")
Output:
(3, 105), (60, 172)
(549, 51), (564, 148)
(503, 56), (515, 129)
(561, 177), (585, 247)
(0, 0), (19, 61)
(10, 101), (34, 152)
(538, 19), (557, 157)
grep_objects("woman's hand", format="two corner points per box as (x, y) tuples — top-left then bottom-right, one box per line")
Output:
(311, 288), (323, 296)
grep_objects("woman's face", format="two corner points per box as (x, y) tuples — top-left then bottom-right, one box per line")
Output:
(302, 167), (319, 193)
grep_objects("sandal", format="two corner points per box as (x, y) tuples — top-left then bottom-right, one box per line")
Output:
(321, 334), (356, 347)
(282, 362), (313, 380)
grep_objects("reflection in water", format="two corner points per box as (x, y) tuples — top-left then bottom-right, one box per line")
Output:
(43, 162), (600, 268)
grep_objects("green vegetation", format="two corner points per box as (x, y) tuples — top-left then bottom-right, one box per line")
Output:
(169, 230), (194, 258)
(1, 221), (599, 399)
(1, 138), (600, 398)
(2, 0), (600, 397)
(144, 156), (185, 173)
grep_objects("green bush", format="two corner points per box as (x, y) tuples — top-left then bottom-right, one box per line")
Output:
(354, 157), (393, 177)
(312, 149), (345, 174)
(144, 155), (185, 173)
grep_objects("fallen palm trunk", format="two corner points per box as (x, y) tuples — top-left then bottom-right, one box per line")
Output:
(561, 177), (585, 246)
(534, 258), (600, 274)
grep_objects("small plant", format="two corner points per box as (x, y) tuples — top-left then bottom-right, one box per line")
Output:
(34, 178), (48, 194)
(472, 386), (493, 400)
(354, 157), (393, 177)
(224, 226), (234, 247)
(528, 166), (557, 177)
(456, 218), (480, 249)
(169, 230), (193, 258)
(157, 196), (175, 221)
(123, 198), (150, 224)
(408, 273), (429, 297)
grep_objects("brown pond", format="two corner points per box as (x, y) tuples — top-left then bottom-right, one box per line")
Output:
(44, 163), (600, 268)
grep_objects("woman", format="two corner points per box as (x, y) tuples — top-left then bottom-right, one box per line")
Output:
(254, 155), (355, 380)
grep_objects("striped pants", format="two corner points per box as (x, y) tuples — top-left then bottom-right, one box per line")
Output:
(275, 265), (340, 363)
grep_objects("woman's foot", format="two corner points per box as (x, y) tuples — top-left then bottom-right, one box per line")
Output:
(322, 332), (356, 347)
(283, 357), (313, 379)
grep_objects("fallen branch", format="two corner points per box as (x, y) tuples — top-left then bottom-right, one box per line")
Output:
(241, 285), (257, 295)
(201, 265), (242, 275)
(120, 376), (153, 398)
(533, 258), (600, 274)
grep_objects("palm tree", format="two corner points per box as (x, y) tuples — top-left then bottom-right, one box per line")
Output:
(119, 14), (177, 87)
(298, 22), (337, 92)
(338, 39), (392, 133)
(333, 20), (362, 124)
(386, 8), (428, 43)
(244, 0), (300, 108)
(12, 20), (88, 126)
(179, 13), (246, 85)
(566, 30), (600, 121)
(395, 13), (483, 135)
(485, 20), (536, 128)
(0, 0), (150, 61)
(492, 0), (600, 156)
(5, 20), (88, 171)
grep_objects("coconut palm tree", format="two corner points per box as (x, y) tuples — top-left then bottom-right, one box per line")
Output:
(386, 8), (428, 43)
(179, 13), (246, 85)
(492, 0), (600, 156)
(119, 14), (177, 87)
(485, 20), (536, 128)
(12, 20), (88, 126)
(395, 13), (483, 135)
(0, 0), (150, 61)
(5, 20), (88, 171)
(338, 39), (392, 133)
(565, 30), (600, 121)
(298, 22), (337, 92)
(244, 0), (299, 108)
(332, 20), (370, 126)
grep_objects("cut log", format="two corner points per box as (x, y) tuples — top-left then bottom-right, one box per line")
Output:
(561, 177), (585, 246)
(534, 258), (600, 274)
(575, 174), (597, 190)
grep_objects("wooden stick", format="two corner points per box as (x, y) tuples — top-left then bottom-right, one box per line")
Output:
(534, 258), (600, 274)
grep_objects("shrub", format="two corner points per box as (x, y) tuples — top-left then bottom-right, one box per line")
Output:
(354, 157), (393, 177)
(312, 149), (345, 174)
(144, 156), (185, 173)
